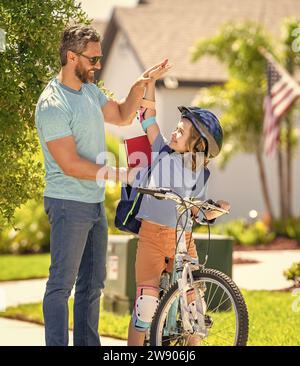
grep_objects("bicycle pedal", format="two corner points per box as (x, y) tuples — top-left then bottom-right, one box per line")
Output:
(204, 315), (213, 328)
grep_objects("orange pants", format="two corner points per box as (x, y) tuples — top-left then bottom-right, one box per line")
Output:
(135, 220), (198, 285)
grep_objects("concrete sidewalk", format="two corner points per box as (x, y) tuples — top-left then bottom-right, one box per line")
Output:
(0, 318), (126, 346)
(0, 279), (48, 308)
(232, 249), (300, 290)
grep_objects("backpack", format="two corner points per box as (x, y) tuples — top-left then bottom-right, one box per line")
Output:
(114, 145), (172, 234)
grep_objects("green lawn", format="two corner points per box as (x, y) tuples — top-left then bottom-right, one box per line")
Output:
(0, 254), (50, 281)
(0, 299), (130, 340)
(244, 289), (300, 345)
(0, 290), (299, 345)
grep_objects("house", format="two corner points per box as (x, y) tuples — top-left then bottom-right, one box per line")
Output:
(93, 0), (300, 220)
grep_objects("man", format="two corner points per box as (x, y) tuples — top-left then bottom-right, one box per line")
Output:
(35, 24), (167, 346)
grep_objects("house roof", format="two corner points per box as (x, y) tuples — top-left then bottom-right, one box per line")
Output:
(98, 0), (300, 85)
(92, 20), (108, 40)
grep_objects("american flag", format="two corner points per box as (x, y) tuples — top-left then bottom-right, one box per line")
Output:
(262, 50), (300, 156)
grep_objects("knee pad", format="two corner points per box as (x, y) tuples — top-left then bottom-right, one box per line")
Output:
(132, 285), (159, 332)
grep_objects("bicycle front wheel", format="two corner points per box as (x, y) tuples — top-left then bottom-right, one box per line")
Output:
(150, 268), (248, 346)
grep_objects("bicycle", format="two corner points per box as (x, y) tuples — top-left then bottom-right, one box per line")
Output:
(137, 187), (249, 346)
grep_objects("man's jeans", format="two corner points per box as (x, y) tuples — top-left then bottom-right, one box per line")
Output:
(43, 197), (108, 346)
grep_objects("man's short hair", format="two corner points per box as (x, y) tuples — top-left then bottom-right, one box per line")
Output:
(59, 24), (101, 66)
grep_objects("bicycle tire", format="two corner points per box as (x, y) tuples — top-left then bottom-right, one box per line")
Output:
(150, 268), (249, 346)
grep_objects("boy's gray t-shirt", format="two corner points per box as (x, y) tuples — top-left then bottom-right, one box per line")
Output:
(35, 78), (108, 203)
(135, 133), (208, 231)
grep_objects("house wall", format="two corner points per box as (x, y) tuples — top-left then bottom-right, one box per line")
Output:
(101, 32), (144, 139)
(101, 32), (300, 221)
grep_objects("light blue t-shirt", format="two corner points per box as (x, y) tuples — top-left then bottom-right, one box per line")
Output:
(135, 133), (208, 231)
(35, 77), (108, 203)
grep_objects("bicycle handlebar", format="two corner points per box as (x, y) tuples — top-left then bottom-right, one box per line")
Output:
(137, 187), (229, 214)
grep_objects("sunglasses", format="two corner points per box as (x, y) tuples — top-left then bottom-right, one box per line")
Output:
(76, 52), (102, 65)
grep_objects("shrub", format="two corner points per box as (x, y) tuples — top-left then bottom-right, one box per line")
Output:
(273, 218), (300, 241)
(195, 219), (275, 246)
(0, 199), (50, 254)
(226, 220), (275, 246)
(283, 262), (300, 287)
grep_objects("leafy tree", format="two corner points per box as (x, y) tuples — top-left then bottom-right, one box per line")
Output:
(191, 20), (300, 222)
(0, 0), (89, 226)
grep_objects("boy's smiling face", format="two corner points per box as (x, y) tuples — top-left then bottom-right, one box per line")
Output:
(169, 118), (193, 153)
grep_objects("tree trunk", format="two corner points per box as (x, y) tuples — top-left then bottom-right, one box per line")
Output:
(286, 113), (293, 218)
(277, 139), (288, 219)
(285, 56), (294, 219)
(255, 145), (274, 221)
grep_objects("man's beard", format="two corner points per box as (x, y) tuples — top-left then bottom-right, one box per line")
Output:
(75, 64), (95, 83)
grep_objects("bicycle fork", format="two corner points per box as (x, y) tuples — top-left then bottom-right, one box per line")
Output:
(177, 258), (208, 337)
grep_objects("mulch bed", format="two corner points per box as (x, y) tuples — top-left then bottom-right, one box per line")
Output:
(233, 236), (300, 252)
(271, 284), (300, 293)
(233, 257), (260, 265)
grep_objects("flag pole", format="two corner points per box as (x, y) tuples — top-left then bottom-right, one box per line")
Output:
(259, 47), (300, 93)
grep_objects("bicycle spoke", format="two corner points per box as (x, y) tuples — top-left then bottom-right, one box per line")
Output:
(208, 313), (236, 331)
(206, 281), (213, 306)
(215, 289), (226, 309)
(207, 284), (220, 309)
(208, 294), (231, 313)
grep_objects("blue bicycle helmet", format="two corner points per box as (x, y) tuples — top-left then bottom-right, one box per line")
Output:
(178, 106), (223, 158)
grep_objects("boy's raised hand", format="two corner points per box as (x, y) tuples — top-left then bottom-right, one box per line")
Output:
(134, 59), (172, 89)
(147, 59), (172, 81)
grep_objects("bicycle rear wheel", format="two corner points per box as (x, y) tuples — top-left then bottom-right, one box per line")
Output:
(150, 268), (248, 346)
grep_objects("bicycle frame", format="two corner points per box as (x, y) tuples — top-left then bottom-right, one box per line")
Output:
(164, 203), (207, 337)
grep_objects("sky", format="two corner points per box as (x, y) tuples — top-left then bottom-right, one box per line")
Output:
(76, 0), (138, 20)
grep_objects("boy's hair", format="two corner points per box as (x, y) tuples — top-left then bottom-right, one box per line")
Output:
(59, 25), (101, 66)
(187, 124), (209, 171)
